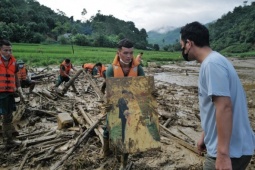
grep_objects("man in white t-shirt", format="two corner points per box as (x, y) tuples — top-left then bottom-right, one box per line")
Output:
(180, 21), (255, 170)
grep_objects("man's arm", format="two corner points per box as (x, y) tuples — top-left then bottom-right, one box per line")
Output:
(213, 96), (233, 170)
(138, 65), (145, 76)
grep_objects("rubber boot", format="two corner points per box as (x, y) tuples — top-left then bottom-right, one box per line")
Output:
(2, 123), (21, 148)
(102, 137), (111, 158)
(119, 153), (128, 170)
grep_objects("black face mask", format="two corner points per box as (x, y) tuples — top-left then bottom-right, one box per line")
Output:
(181, 42), (190, 61)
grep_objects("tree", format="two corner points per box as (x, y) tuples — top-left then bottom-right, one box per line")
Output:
(153, 44), (160, 51)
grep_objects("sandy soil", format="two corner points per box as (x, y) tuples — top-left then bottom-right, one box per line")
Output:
(0, 57), (255, 170)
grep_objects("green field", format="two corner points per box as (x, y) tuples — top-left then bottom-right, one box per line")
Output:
(11, 43), (255, 67)
(12, 43), (182, 67)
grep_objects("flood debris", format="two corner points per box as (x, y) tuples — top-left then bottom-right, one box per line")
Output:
(0, 58), (255, 170)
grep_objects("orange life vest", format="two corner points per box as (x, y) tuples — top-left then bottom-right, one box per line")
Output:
(60, 60), (72, 77)
(17, 66), (27, 80)
(136, 54), (142, 64)
(112, 55), (139, 77)
(0, 56), (16, 92)
(82, 63), (95, 73)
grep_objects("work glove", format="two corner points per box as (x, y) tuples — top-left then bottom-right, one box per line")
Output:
(17, 87), (27, 103)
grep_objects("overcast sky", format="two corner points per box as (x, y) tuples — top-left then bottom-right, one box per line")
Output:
(36, 0), (249, 32)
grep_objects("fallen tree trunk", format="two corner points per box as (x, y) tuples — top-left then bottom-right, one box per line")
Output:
(62, 69), (84, 94)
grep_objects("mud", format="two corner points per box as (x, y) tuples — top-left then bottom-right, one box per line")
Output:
(0, 57), (255, 170)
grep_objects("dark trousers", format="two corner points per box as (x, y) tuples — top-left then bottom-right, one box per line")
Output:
(204, 154), (252, 170)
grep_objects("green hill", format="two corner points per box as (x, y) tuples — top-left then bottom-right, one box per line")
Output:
(147, 2), (255, 53)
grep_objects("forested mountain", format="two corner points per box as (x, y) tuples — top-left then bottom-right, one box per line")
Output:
(148, 2), (255, 52)
(147, 28), (180, 48)
(0, 0), (148, 49)
(208, 2), (255, 52)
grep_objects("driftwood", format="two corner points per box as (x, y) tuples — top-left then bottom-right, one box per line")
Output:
(40, 89), (57, 100)
(83, 71), (105, 102)
(35, 143), (65, 170)
(50, 114), (106, 170)
(62, 69), (84, 94)
(77, 105), (104, 145)
(160, 124), (199, 155)
(24, 134), (57, 146)
(17, 130), (50, 139)
(18, 151), (30, 170)
(27, 108), (57, 117)
(31, 73), (54, 80)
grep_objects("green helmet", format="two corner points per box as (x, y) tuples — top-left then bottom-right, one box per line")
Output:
(17, 60), (25, 64)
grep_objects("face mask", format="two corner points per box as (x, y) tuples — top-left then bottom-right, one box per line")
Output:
(19, 64), (24, 68)
(182, 47), (190, 61)
(1, 55), (10, 61)
(120, 58), (131, 65)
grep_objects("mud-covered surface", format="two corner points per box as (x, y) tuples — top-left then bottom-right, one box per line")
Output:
(0, 57), (255, 170)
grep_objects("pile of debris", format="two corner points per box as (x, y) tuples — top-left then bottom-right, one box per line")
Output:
(0, 58), (254, 170)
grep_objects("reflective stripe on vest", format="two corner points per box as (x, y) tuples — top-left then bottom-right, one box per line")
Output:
(60, 61), (71, 77)
(18, 67), (27, 80)
(112, 55), (139, 77)
(0, 56), (16, 92)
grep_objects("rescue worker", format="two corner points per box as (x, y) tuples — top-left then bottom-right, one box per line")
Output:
(103, 38), (145, 169)
(82, 62), (107, 93)
(135, 52), (143, 65)
(0, 39), (25, 147)
(17, 60), (35, 93)
(82, 62), (106, 78)
(55, 59), (77, 92)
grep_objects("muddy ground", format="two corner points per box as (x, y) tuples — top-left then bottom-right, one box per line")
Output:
(0, 57), (255, 170)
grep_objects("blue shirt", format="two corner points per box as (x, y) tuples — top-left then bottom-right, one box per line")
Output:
(199, 51), (255, 157)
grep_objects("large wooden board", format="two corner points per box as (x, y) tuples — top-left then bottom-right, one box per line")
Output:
(106, 76), (160, 153)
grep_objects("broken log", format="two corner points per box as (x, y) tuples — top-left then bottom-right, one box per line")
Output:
(31, 73), (54, 80)
(27, 108), (57, 117)
(50, 114), (106, 170)
(83, 71), (105, 102)
(24, 134), (57, 146)
(62, 69), (84, 94)
(18, 151), (30, 170)
(77, 105), (104, 145)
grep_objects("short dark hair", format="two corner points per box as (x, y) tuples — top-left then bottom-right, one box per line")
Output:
(65, 59), (70, 63)
(0, 39), (11, 47)
(117, 38), (133, 49)
(180, 21), (210, 47)
(95, 62), (102, 67)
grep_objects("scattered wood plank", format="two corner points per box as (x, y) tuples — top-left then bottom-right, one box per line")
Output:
(50, 114), (106, 170)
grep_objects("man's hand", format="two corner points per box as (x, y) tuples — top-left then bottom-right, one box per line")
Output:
(197, 132), (206, 156)
(216, 153), (232, 170)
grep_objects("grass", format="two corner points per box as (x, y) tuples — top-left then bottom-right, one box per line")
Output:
(12, 43), (182, 67)
(11, 43), (255, 67)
